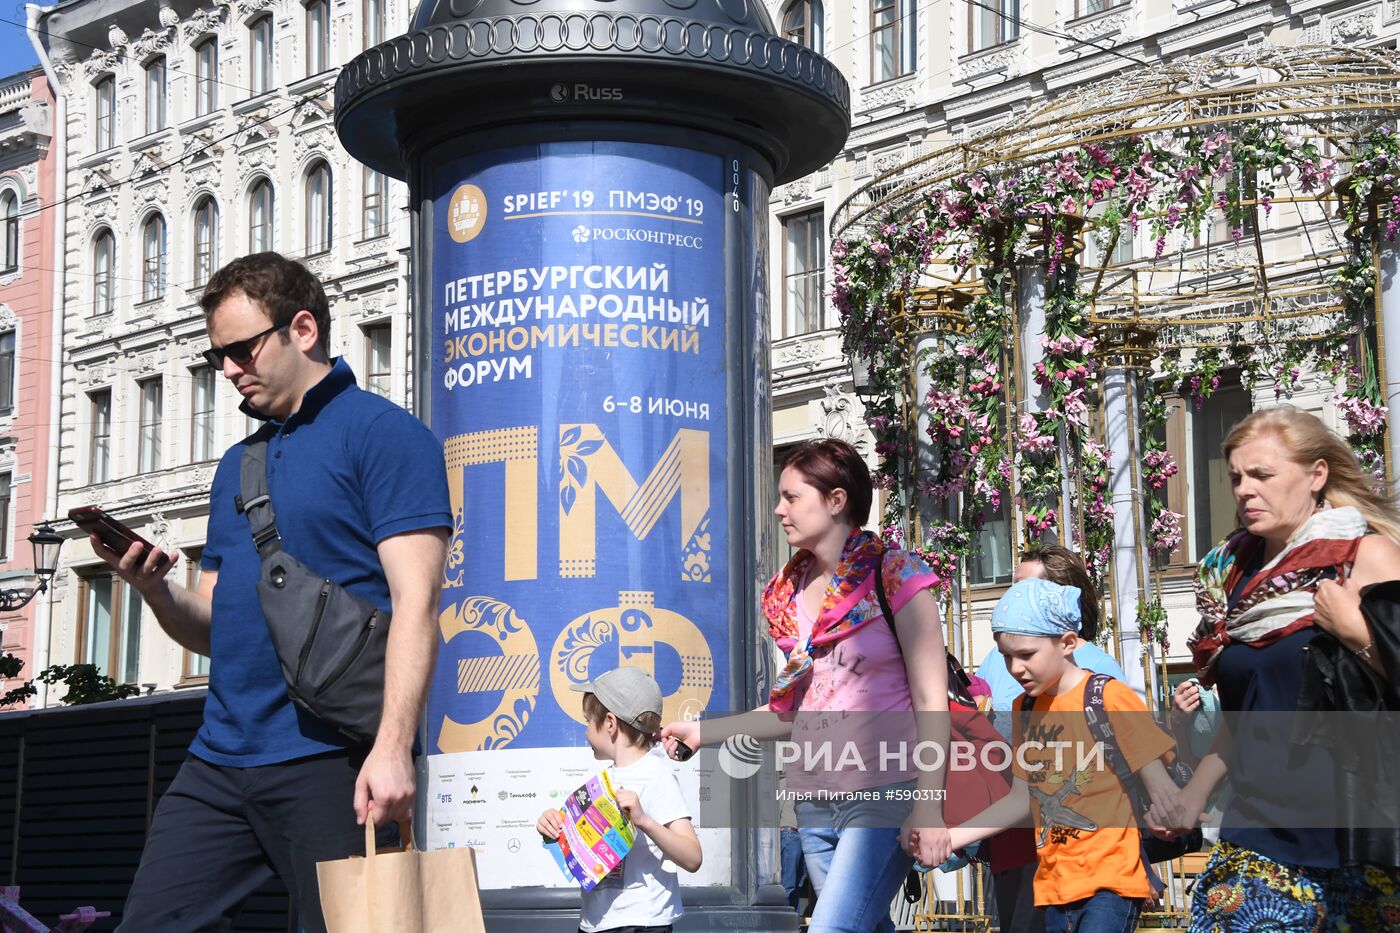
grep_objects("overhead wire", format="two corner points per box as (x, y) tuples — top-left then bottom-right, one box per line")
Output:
(1, 1), (1158, 220)
(961, 0), (1153, 68)
(817, 0), (1155, 203)
(0, 2), (1175, 341)
(1, 12), (318, 109)
(0, 12), (337, 226)
(10, 215), (408, 353)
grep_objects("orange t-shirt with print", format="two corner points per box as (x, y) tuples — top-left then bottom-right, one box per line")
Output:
(1011, 673), (1174, 907)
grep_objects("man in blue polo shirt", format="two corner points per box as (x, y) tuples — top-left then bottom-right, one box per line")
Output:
(90, 252), (451, 932)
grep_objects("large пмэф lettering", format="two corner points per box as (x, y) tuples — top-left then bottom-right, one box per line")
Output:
(426, 141), (728, 767)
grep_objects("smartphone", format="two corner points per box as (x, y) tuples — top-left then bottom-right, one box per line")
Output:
(69, 506), (153, 554)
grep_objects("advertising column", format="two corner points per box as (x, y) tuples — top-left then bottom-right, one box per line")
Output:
(424, 141), (731, 889)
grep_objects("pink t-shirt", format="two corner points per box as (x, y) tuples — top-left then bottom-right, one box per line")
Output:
(784, 549), (940, 792)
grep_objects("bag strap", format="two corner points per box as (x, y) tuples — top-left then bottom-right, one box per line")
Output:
(235, 429), (283, 558)
(365, 811), (379, 858)
(874, 549), (896, 637)
(363, 811), (414, 857)
(1082, 672), (1149, 812)
(875, 549), (975, 706)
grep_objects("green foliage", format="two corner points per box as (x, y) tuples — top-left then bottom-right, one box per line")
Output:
(34, 664), (141, 706)
(0, 652), (37, 708)
(834, 122), (1383, 585)
(1342, 125), (1400, 239)
(1136, 598), (1170, 653)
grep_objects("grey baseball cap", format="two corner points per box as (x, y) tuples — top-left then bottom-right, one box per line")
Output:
(570, 667), (663, 733)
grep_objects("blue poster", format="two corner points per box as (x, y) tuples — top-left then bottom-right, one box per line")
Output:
(426, 142), (729, 753)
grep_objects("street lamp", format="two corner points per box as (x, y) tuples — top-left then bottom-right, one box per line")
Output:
(851, 350), (879, 403)
(0, 522), (65, 612)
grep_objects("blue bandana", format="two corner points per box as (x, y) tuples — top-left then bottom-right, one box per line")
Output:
(991, 578), (1082, 636)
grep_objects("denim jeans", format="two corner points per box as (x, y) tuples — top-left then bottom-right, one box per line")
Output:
(781, 826), (808, 912)
(795, 784), (914, 933)
(1043, 890), (1143, 933)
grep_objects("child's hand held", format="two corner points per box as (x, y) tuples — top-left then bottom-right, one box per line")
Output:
(614, 787), (645, 825)
(536, 807), (564, 840)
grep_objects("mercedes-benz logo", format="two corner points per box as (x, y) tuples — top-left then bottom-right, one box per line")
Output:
(507, 838), (522, 853)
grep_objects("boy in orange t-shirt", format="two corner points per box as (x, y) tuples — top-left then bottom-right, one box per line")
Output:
(947, 578), (1183, 933)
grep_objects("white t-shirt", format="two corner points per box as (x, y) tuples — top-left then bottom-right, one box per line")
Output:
(579, 747), (692, 932)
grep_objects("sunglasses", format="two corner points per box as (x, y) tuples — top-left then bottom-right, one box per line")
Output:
(203, 322), (290, 369)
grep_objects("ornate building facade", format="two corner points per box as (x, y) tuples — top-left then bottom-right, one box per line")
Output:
(761, 0), (1400, 690)
(19, 0), (1400, 707)
(30, 0), (412, 702)
(0, 68), (58, 708)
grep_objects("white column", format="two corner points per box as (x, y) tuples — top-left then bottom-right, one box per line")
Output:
(1017, 262), (1050, 415)
(913, 329), (962, 657)
(913, 330), (941, 531)
(1103, 365), (1148, 697)
(1379, 242), (1400, 479)
(1015, 261), (1075, 545)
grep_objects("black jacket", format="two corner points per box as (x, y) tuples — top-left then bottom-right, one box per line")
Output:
(1296, 579), (1400, 867)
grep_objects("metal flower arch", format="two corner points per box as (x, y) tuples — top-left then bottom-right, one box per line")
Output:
(829, 45), (1400, 681)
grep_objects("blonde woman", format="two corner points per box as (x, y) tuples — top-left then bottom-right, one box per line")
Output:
(1165, 407), (1400, 931)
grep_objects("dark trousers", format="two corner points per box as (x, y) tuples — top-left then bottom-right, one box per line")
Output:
(116, 750), (397, 933)
(992, 862), (1046, 933)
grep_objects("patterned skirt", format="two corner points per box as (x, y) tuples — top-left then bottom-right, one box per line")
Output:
(1189, 840), (1400, 932)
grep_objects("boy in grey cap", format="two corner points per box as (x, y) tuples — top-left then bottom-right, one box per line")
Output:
(536, 666), (703, 933)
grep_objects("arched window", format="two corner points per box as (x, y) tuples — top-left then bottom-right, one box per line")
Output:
(305, 161), (332, 255)
(249, 178), (275, 253)
(250, 16), (274, 95)
(92, 228), (115, 315)
(782, 0), (823, 53)
(94, 75), (116, 150)
(142, 214), (167, 302)
(306, 0), (329, 74)
(1, 192), (17, 273)
(145, 57), (167, 134)
(193, 197), (219, 287)
(195, 38), (218, 115)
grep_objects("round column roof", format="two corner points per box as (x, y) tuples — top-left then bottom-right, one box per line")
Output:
(335, 0), (850, 184)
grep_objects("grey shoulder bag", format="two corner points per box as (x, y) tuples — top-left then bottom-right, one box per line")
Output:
(238, 435), (387, 745)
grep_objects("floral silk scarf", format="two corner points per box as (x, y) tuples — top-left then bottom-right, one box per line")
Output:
(765, 529), (886, 712)
(1187, 505), (1367, 686)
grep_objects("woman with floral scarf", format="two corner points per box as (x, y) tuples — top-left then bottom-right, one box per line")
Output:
(1160, 407), (1400, 931)
(661, 439), (952, 933)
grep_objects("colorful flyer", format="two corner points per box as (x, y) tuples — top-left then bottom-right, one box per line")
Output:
(543, 769), (634, 891)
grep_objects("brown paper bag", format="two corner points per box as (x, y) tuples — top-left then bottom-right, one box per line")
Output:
(317, 814), (485, 932)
